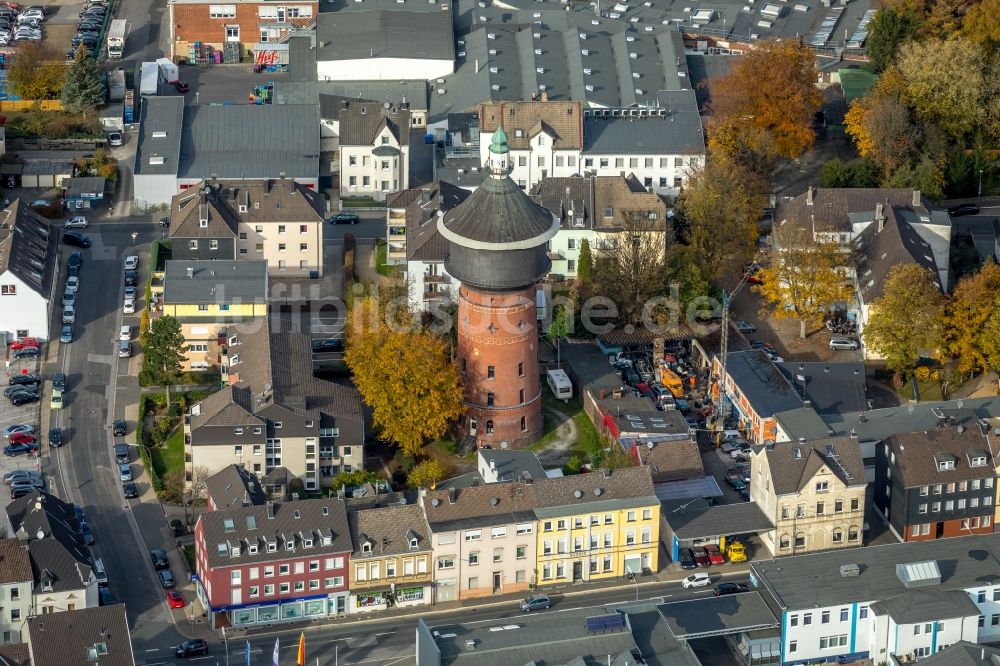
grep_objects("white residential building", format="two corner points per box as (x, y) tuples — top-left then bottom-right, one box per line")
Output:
(0, 201), (58, 342)
(339, 101), (412, 202)
(0, 540), (32, 644)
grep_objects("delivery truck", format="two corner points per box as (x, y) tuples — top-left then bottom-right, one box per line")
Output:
(107, 68), (125, 102)
(107, 19), (127, 59)
(139, 61), (158, 96)
(156, 57), (179, 84)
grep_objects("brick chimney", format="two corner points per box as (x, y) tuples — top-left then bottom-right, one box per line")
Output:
(806, 187), (814, 206)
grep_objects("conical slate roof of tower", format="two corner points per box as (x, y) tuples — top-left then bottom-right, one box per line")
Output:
(439, 127), (559, 248)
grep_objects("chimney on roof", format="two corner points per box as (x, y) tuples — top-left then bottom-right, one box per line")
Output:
(806, 187), (814, 206)
(912, 190), (921, 207)
(448, 487), (457, 504)
(186, 267), (194, 278)
(540, 90), (548, 102)
(266, 502), (275, 519)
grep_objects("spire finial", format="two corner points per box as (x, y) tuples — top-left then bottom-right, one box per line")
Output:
(489, 126), (509, 155)
(487, 127), (511, 179)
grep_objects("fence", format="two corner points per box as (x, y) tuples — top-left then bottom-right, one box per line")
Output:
(0, 100), (63, 111)
(9, 137), (104, 151)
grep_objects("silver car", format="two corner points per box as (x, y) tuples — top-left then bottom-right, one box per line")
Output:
(829, 336), (860, 351)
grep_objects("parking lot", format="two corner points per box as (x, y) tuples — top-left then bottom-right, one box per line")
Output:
(1, 345), (44, 513)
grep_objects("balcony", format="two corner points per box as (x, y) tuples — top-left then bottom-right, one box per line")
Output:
(424, 273), (447, 284)
(424, 290), (451, 301)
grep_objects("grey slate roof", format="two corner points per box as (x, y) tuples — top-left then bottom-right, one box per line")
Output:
(582, 91), (704, 155)
(441, 174), (557, 245)
(170, 179), (324, 236)
(198, 498), (352, 569)
(532, 466), (657, 518)
(162, 260), (268, 306)
(6, 491), (91, 570)
(855, 206), (941, 302)
(27, 605), (134, 666)
(338, 100), (411, 147)
(773, 406), (834, 441)
(775, 361), (867, 415)
(722, 350), (803, 417)
(775, 188), (933, 235)
(28, 538), (94, 594)
(660, 498), (773, 539)
(347, 504), (431, 558)
(205, 465), (267, 510)
(870, 589), (980, 624)
(759, 436), (866, 496)
(656, 592), (779, 640)
(276, 80), (430, 110)
(316, 10), (454, 62)
(919, 641), (1000, 666)
(423, 482), (538, 532)
(0, 200), (56, 297)
(883, 427), (996, 488)
(178, 105), (320, 180)
(750, 532), (1000, 611)
(480, 449), (547, 483)
(134, 95), (184, 176)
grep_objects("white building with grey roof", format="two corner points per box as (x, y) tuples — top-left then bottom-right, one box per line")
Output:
(0, 200), (58, 342)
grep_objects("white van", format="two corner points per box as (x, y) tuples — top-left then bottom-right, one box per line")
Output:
(546, 369), (572, 401)
(93, 558), (108, 586)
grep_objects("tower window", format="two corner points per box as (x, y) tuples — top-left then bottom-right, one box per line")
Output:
(487, 393), (495, 407)
(520, 389), (525, 403)
(487, 366), (495, 380)
(461, 358), (467, 373)
(520, 417), (527, 432)
(518, 362), (524, 377)
(486, 420), (494, 434)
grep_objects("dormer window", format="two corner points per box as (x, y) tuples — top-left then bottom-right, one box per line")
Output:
(230, 354), (240, 365)
(322, 536), (333, 546)
(362, 541), (372, 554)
(230, 545), (240, 557)
(409, 538), (418, 550)
(938, 460), (955, 471)
(199, 218), (208, 228)
(217, 543), (228, 556)
(229, 335), (239, 346)
(304, 539), (313, 548)
(267, 542), (277, 553)
(285, 540), (295, 552)
(249, 543), (259, 554)
(234, 428), (243, 435)
(223, 518), (235, 532)
(972, 456), (988, 467)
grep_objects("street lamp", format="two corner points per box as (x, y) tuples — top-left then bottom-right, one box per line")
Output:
(979, 169), (984, 203)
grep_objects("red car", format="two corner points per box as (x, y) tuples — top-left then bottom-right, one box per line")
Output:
(9, 338), (38, 351)
(173, 81), (189, 93)
(8, 433), (36, 446)
(743, 263), (763, 284)
(704, 544), (726, 565)
(691, 546), (711, 568)
(167, 591), (185, 609)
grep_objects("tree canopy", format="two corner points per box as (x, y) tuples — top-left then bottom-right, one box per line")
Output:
(61, 45), (106, 116)
(407, 459), (447, 489)
(141, 315), (187, 387)
(943, 260), (1000, 375)
(7, 42), (64, 100)
(590, 211), (669, 325)
(862, 264), (945, 374)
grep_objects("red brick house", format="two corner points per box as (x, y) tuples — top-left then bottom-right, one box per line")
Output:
(168, 0), (318, 62)
(193, 498), (351, 628)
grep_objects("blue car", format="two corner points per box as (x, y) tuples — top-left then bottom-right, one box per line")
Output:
(4, 442), (38, 457)
(60, 323), (73, 343)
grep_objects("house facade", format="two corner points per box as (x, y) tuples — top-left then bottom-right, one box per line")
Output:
(712, 350), (805, 445)
(193, 498), (352, 628)
(750, 437), (867, 557)
(421, 483), (538, 602)
(874, 427), (997, 542)
(0, 201), (58, 341)
(347, 504), (433, 613)
(185, 321), (365, 491)
(0, 540), (32, 644)
(339, 101), (411, 202)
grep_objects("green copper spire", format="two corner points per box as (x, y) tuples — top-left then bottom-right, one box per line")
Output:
(489, 126), (509, 154)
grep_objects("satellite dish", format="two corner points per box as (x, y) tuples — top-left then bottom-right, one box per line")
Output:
(574, 490), (583, 499)
(490, 497), (499, 506)
(431, 498), (440, 507)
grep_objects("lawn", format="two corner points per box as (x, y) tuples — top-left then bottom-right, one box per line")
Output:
(375, 239), (396, 277)
(871, 368), (967, 403)
(151, 426), (186, 479)
(531, 383), (602, 459)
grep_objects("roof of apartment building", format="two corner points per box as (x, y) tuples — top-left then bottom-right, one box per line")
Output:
(402, 181), (470, 263)
(855, 204), (941, 302)
(529, 174), (668, 231)
(480, 449), (547, 483)
(316, 9), (454, 64)
(7, 491), (89, 565)
(533, 466), (657, 518)
(0, 199), (57, 297)
(0, 538), (32, 584)
(199, 498), (352, 569)
(423, 482), (539, 532)
(170, 179), (324, 237)
(28, 538), (94, 594)
(751, 533), (1000, 611)
(774, 187), (937, 234)
(337, 100), (411, 148)
(823, 398), (1000, 442)
(206, 465), (267, 510)
(347, 504), (432, 557)
(277, 78), (430, 110)
(582, 92), (704, 156)
(758, 436), (866, 495)
(162, 260), (268, 306)
(27, 604), (134, 666)
(629, 437), (704, 483)
(721, 350), (804, 418)
(178, 105), (320, 180)
(479, 100), (584, 151)
(882, 427), (996, 487)
(919, 641), (1000, 666)
(190, 322), (364, 444)
(774, 361), (867, 415)
(134, 95), (185, 176)
(0, 643), (29, 665)
(871, 588), (980, 625)
(773, 406), (835, 441)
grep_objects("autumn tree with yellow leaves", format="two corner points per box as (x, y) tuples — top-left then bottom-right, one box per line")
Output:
(345, 295), (464, 457)
(706, 39), (823, 169)
(942, 260), (1000, 377)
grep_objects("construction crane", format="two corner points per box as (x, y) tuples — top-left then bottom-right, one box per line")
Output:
(718, 259), (762, 423)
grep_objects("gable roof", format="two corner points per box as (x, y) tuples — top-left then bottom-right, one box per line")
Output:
(479, 100), (584, 151)
(338, 100), (411, 147)
(423, 481), (538, 532)
(774, 187), (932, 234)
(197, 498), (352, 569)
(27, 604), (134, 666)
(760, 436), (866, 495)
(532, 466), (657, 518)
(171, 179), (325, 233)
(402, 181), (470, 262)
(630, 438), (704, 483)
(479, 448), (547, 483)
(205, 465), (267, 510)
(6, 491), (91, 568)
(347, 504), (431, 557)
(919, 641), (1000, 666)
(883, 427), (996, 487)
(169, 187), (239, 239)
(530, 176), (594, 230)
(855, 206), (941, 302)
(0, 200), (56, 297)
(28, 538), (94, 594)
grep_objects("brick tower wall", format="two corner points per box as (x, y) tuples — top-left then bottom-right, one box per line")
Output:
(456, 283), (543, 448)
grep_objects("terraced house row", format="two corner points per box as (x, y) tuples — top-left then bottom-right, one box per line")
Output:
(192, 465), (659, 628)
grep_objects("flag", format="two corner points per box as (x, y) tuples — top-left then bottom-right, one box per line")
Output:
(296, 632), (305, 666)
(272, 638), (280, 666)
(245, 641), (251, 666)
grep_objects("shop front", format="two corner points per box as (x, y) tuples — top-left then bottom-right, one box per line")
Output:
(201, 590), (348, 629)
(351, 583), (430, 613)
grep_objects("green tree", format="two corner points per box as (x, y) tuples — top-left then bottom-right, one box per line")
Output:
(407, 459), (447, 489)
(576, 238), (593, 283)
(862, 264), (945, 384)
(548, 304), (572, 366)
(329, 469), (379, 493)
(61, 45), (105, 116)
(6, 42), (65, 100)
(865, 7), (922, 73)
(887, 156), (945, 200)
(591, 211), (669, 326)
(142, 315), (187, 406)
(820, 158), (880, 188)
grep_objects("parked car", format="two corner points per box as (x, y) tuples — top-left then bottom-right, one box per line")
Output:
(118, 463), (132, 481)
(4, 442), (37, 456)
(118, 341), (131, 358)
(66, 275), (80, 293)
(124, 285), (136, 299)
(311, 338), (344, 353)
(67, 250), (82, 271)
(11, 478), (45, 493)
(829, 336), (860, 351)
(175, 640), (208, 658)
(49, 427), (63, 448)
(158, 569), (176, 589)
(62, 290), (76, 308)
(123, 482), (138, 499)
(124, 255), (139, 270)
(10, 486), (33, 499)
(9, 337), (38, 350)
(49, 389), (63, 410)
(81, 523), (94, 545)
(123, 298), (135, 314)
(62, 232), (91, 248)
(119, 325), (131, 341)
(3, 470), (41, 485)
(150, 549), (169, 570)
(704, 544), (725, 565)
(8, 393), (39, 406)
(691, 547), (711, 567)
(2, 424), (34, 439)
(714, 582), (749, 596)
(64, 216), (88, 229)
(948, 203), (980, 217)
(115, 443), (129, 464)
(167, 591), (185, 609)
(8, 433), (35, 446)
(677, 548), (697, 570)
(124, 270), (137, 287)
(53, 373), (66, 391)
(8, 374), (40, 387)
(173, 80), (189, 93)
(329, 212), (359, 225)
(113, 420), (127, 437)
(682, 572), (711, 588)
(733, 320), (756, 334)
(520, 594), (551, 612)
(12, 347), (38, 360)
(107, 131), (123, 147)
(62, 305), (76, 324)
(5, 385), (38, 397)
